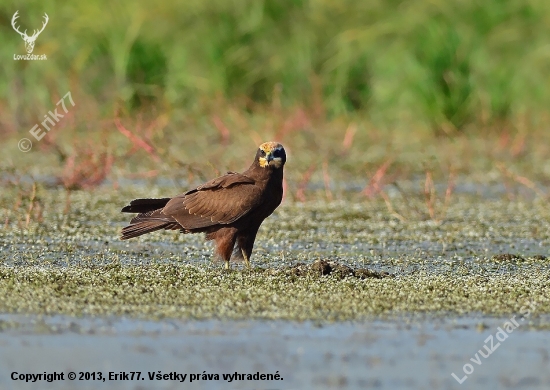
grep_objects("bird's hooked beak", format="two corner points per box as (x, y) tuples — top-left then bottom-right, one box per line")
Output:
(261, 151), (280, 168)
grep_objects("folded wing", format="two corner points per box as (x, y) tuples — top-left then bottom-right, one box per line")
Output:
(162, 172), (261, 229)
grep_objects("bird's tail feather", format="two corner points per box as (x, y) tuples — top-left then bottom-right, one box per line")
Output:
(120, 209), (180, 240)
(121, 198), (171, 213)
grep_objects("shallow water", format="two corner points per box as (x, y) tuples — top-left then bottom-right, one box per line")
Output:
(1, 315), (550, 390)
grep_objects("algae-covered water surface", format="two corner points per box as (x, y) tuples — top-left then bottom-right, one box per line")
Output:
(1, 183), (550, 389)
(2, 184), (550, 320)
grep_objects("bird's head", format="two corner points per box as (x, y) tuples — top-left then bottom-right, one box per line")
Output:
(256, 142), (286, 169)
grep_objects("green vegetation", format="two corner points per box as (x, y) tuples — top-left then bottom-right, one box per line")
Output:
(1, 185), (550, 321)
(2, 0), (550, 192)
(0, 0), (549, 192)
(1, 263), (549, 321)
(2, 0), (549, 132)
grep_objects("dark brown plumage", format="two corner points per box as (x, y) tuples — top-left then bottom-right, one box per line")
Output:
(121, 142), (286, 269)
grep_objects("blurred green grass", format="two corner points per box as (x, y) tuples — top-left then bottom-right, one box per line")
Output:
(2, 0), (549, 130)
(1, 0), (550, 194)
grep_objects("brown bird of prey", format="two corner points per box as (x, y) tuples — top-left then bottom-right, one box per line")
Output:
(120, 142), (286, 269)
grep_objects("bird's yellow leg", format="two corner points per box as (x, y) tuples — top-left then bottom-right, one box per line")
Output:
(241, 249), (251, 269)
(225, 260), (231, 270)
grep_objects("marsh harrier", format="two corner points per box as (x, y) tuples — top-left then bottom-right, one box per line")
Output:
(121, 142), (286, 269)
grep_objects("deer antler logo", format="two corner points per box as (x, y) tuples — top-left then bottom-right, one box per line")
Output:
(11, 11), (49, 54)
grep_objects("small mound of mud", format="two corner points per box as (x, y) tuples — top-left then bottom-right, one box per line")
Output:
(288, 260), (391, 280)
(492, 254), (525, 262)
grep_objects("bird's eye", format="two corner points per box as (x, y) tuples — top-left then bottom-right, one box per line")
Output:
(260, 149), (266, 156)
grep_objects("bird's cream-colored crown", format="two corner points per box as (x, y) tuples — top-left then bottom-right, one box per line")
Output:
(259, 142), (283, 153)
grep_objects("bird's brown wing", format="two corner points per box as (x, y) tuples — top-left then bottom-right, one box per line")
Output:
(161, 172), (261, 229)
